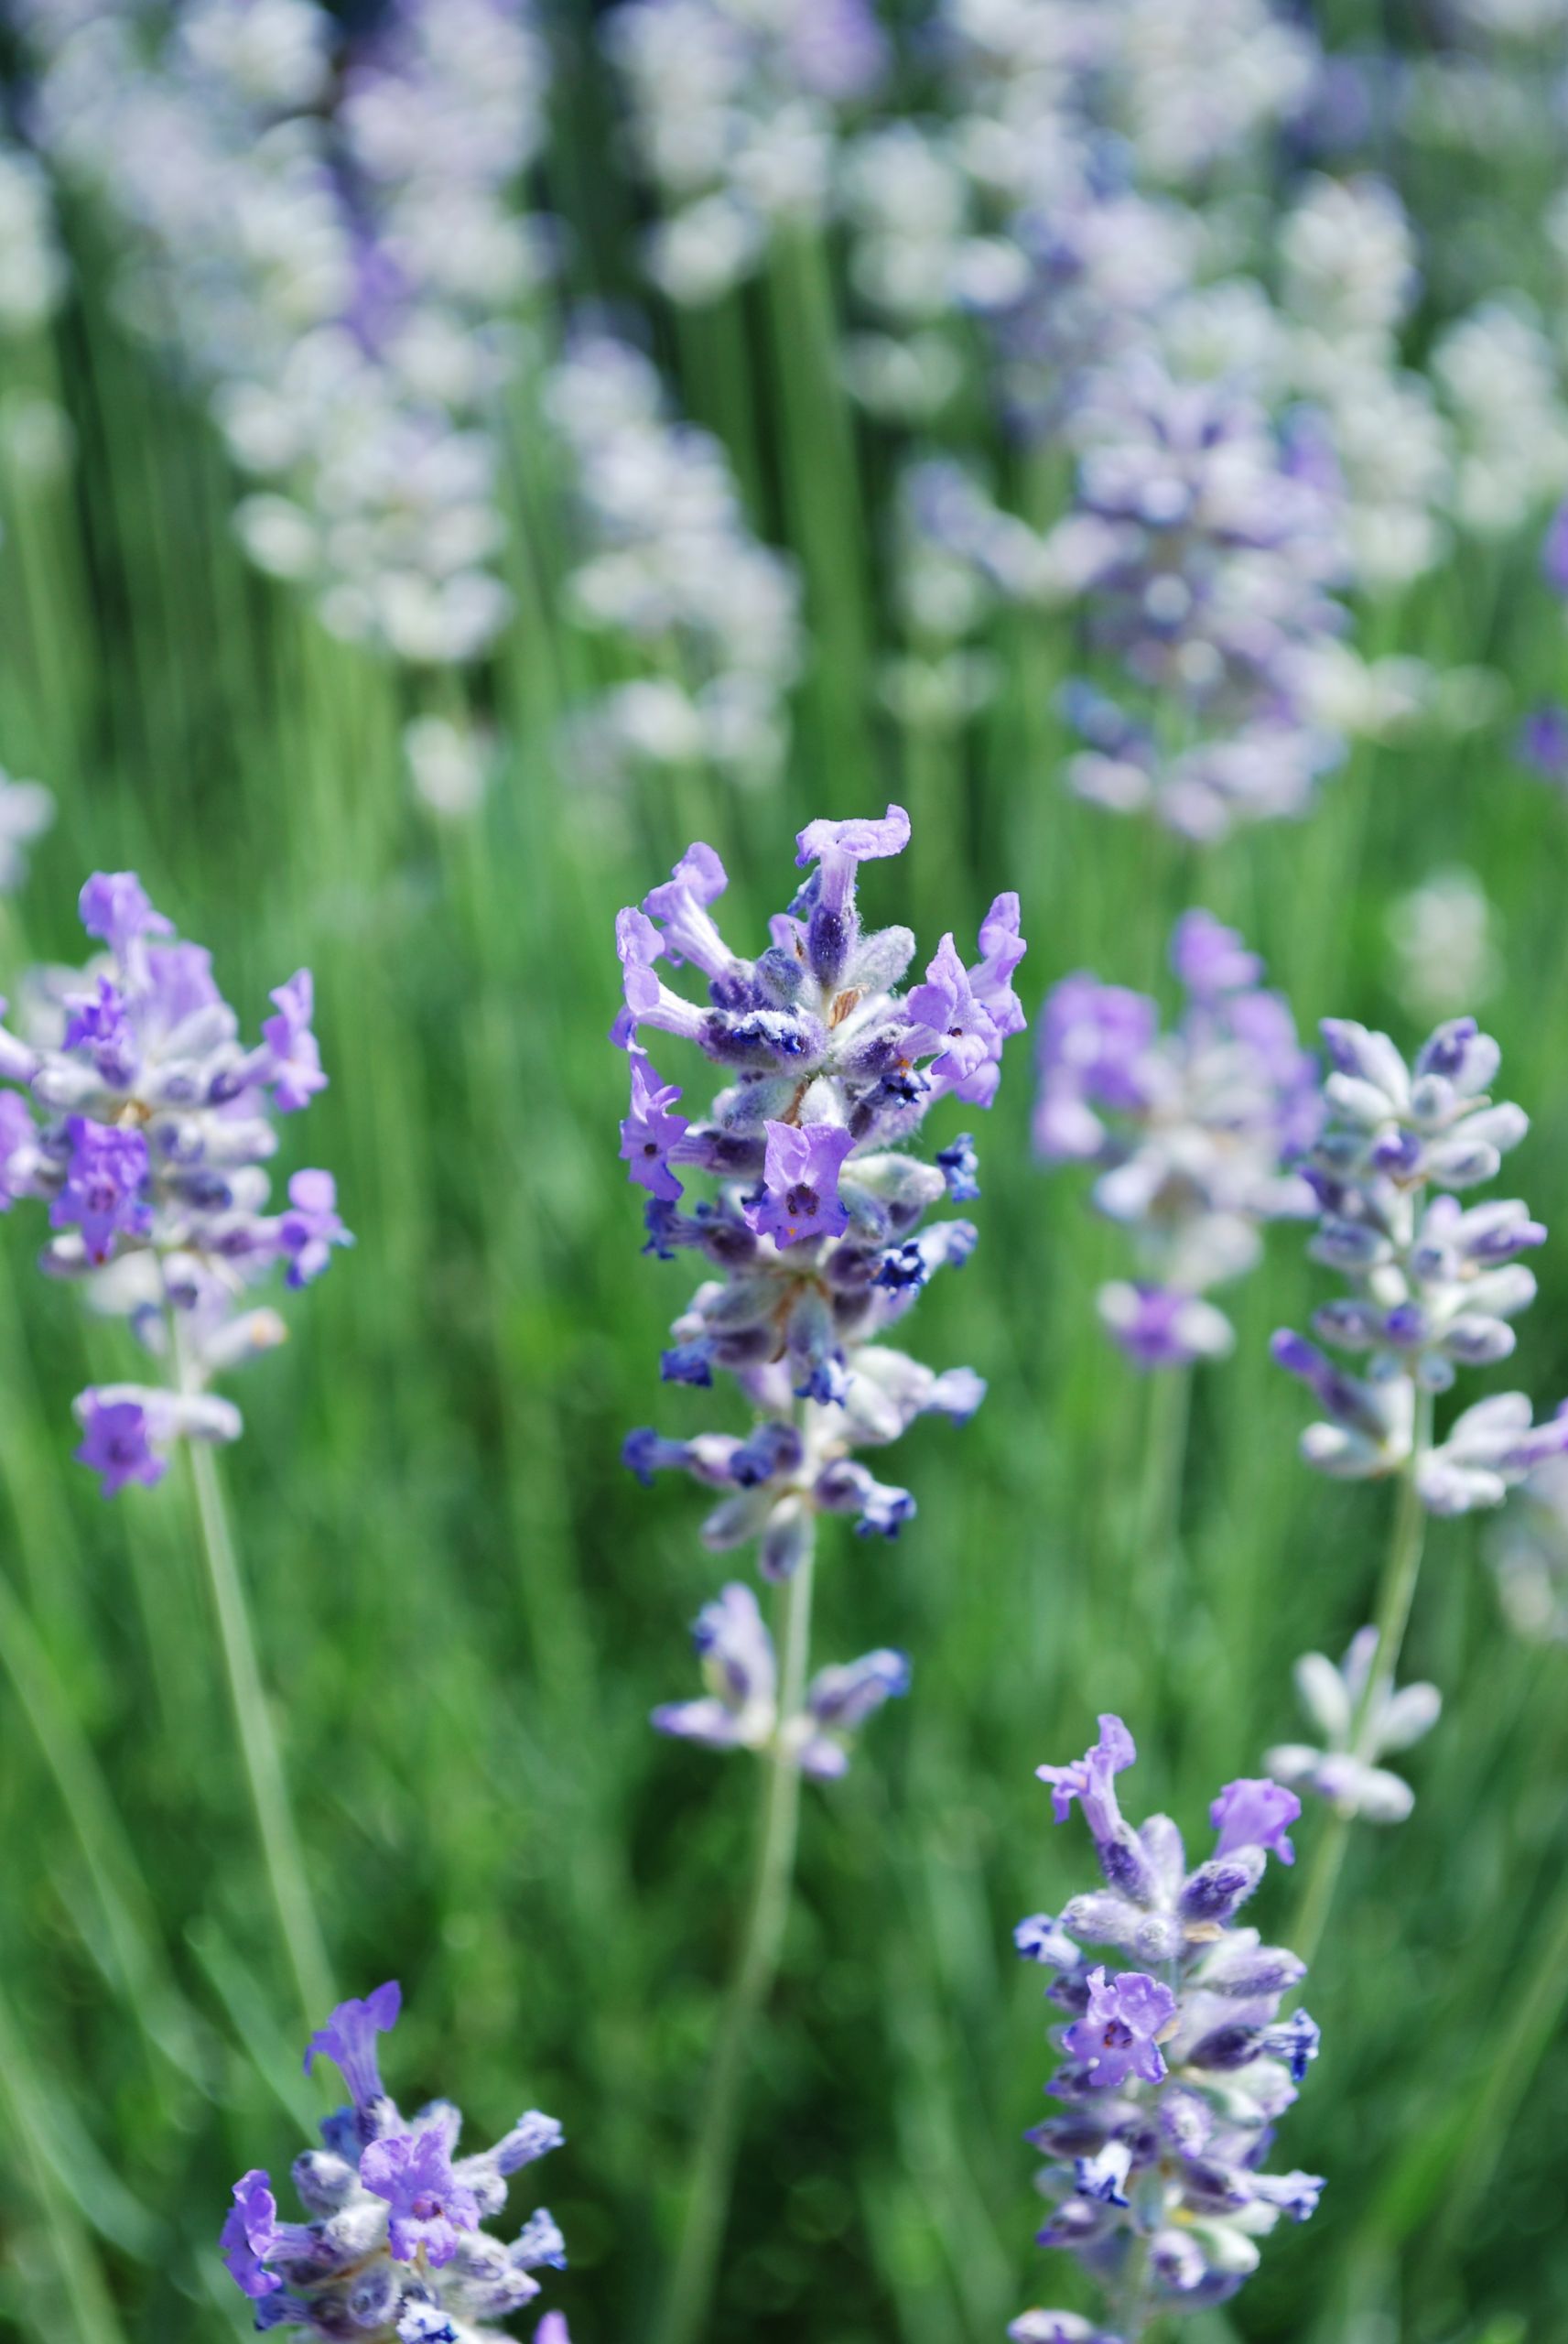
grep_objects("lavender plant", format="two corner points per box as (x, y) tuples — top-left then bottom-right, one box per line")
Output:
(0, 871), (350, 2016)
(1011, 1718), (1320, 2343)
(1271, 1010), (1568, 1954)
(614, 806), (1025, 2344)
(1034, 912), (1318, 1372)
(220, 1980), (568, 2339)
(1265, 1628), (1441, 1826)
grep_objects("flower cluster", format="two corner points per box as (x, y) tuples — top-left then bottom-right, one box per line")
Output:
(23, 0), (549, 665)
(1058, 361), (1350, 839)
(602, 0), (886, 306)
(0, 873), (351, 1495)
(547, 331), (801, 788)
(1264, 1628), (1441, 1825)
(653, 1581), (910, 1778)
(1011, 1719), (1320, 2336)
(1034, 912), (1317, 1369)
(1272, 1012), (1568, 1513)
(616, 808), (1025, 1770)
(221, 1980), (566, 2337)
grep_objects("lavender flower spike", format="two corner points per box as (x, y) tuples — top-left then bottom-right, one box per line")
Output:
(0, 873), (350, 1493)
(1013, 1726), (1320, 2336)
(1036, 913), (1316, 1369)
(618, 809), (1022, 1655)
(1274, 1010), (1566, 1514)
(220, 1981), (565, 2337)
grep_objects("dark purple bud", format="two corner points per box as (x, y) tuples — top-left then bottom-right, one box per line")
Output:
(1179, 1852), (1262, 1923)
(660, 1340), (714, 1386)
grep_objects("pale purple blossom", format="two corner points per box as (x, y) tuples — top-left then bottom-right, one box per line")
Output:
(223, 1980), (564, 2335)
(1015, 1720), (1321, 2334)
(1037, 915), (1316, 1368)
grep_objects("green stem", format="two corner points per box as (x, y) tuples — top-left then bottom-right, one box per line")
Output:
(653, 1521), (818, 2344)
(1292, 1387), (1433, 1968)
(1115, 2228), (1155, 2343)
(183, 1430), (334, 2027)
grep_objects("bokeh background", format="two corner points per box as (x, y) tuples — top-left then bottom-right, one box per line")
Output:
(1, 4), (1566, 2343)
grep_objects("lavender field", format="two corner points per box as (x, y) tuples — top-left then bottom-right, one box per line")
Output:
(0, 4), (1566, 2342)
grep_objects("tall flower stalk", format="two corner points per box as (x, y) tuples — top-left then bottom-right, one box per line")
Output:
(613, 808), (1026, 2344)
(0, 872), (351, 2019)
(1271, 1012), (1566, 1958)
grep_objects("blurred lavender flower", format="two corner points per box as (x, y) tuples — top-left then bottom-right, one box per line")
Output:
(1487, 1455), (1568, 1643)
(619, 810), (1024, 1765)
(1272, 1012), (1568, 1512)
(0, 765), (55, 892)
(0, 136), (68, 334)
(1516, 701), (1568, 788)
(1034, 912), (1317, 1369)
(23, 0), (549, 666)
(548, 331), (801, 789)
(1386, 869), (1500, 1019)
(1265, 1629), (1441, 1824)
(1011, 1717), (1321, 2336)
(603, 0), (886, 305)
(1058, 361), (1350, 839)
(1433, 301), (1568, 539)
(0, 872), (350, 1493)
(221, 1980), (565, 2336)
(654, 1581), (910, 1777)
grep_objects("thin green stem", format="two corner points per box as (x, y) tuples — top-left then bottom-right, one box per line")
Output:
(182, 1428), (333, 2027)
(653, 1519), (817, 2344)
(1292, 1387), (1433, 1968)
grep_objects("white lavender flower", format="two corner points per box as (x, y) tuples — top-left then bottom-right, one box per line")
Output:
(1266, 1629), (1441, 1825)
(0, 766), (55, 893)
(1487, 1457), (1568, 1643)
(1273, 1015), (1568, 1513)
(548, 331), (801, 787)
(603, 0), (886, 304)
(23, 0), (550, 667)
(1432, 298), (1568, 538)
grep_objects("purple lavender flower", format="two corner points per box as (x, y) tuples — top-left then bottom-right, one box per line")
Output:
(1056, 363), (1348, 840)
(360, 2125), (481, 2267)
(1013, 1723), (1321, 2336)
(52, 1117), (151, 1264)
(620, 1058), (692, 1202)
(277, 1170), (353, 1288)
(73, 1393), (167, 1498)
(1517, 702), (1568, 787)
(304, 1980), (402, 2116)
(223, 1980), (565, 2335)
(619, 812), (1023, 1774)
(1541, 495), (1568, 595)
(1037, 1715), (1137, 1839)
(1037, 915), (1315, 1368)
(263, 971), (328, 1112)
(1210, 1777), (1301, 1866)
(1064, 1967), (1176, 2088)
(747, 1120), (856, 1248)
(0, 872), (351, 1492)
(653, 1583), (907, 1779)
(220, 2171), (283, 2299)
